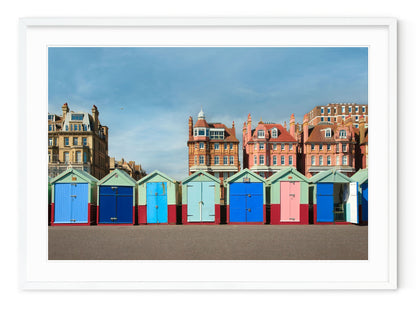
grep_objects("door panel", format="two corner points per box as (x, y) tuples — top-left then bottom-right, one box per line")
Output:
(281, 181), (300, 222)
(116, 188), (133, 223)
(346, 182), (358, 224)
(146, 182), (168, 223)
(187, 182), (202, 222)
(362, 183), (368, 221)
(229, 193), (246, 222)
(201, 182), (215, 222)
(99, 186), (117, 223)
(317, 183), (334, 222)
(246, 183), (263, 223)
(54, 183), (72, 223)
(71, 183), (88, 223)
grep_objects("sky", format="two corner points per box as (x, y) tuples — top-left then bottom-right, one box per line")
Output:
(48, 47), (368, 181)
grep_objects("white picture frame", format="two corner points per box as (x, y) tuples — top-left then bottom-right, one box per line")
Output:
(19, 17), (397, 290)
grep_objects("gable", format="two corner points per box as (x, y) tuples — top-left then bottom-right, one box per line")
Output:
(225, 168), (265, 184)
(310, 169), (352, 183)
(267, 167), (309, 185)
(182, 170), (221, 185)
(137, 170), (177, 185)
(98, 169), (136, 186)
(51, 168), (98, 184)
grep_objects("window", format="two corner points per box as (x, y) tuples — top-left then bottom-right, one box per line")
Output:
(73, 137), (78, 145)
(281, 143), (285, 150)
(48, 125), (52, 131)
(230, 156), (234, 165)
(336, 156), (340, 165)
(76, 151), (81, 163)
(355, 116), (359, 121)
(311, 155), (316, 165)
(272, 128), (278, 138)
(327, 107), (331, 114)
(194, 129), (198, 136)
(74, 124), (78, 131)
(194, 156), (197, 165)
(199, 155), (204, 165)
(71, 114), (83, 121)
(259, 143), (264, 150)
(327, 144), (331, 150)
(210, 130), (224, 139)
(214, 143), (219, 150)
(254, 143), (257, 150)
(319, 143), (323, 150)
(258, 130), (265, 138)
(334, 108), (337, 114)
(223, 156), (228, 165)
(273, 156), (277, 165)
(273, 143), (277, 150)
(342, 156), (347, 165)
(83, 152), (88, 163)
(349, 106), (352, 113)
(319, 156), (323, 165)
(64, 137), (69, 146)
(48, 152), (51, 163)
(214, 156), (219, 165)
(259, 155), (264, 165)
(289, 155), (293, 165)
(230, 143), (233, 150)
(355, 106), (359, 113)
(362, 106), (366, 113)
(342, 143), (347, 152)
(48, 114), (54, 121)
(336, 144), (339, 153)
(198, 128), (205, 136)
(224, 143), (227, 150)
(311, 143), (315, 150)
(327, 156), (331, 165)
(64, 152), (69, 163)
(199, 142), (204, 149)
(281, 156), (285, 165)
(327, 117), (331, 122)
(321, 107), (324, 113)
(289, 143), (293, 151)
(82, 137), (87, 146)
(321, 117), (324, 122)
(339, 130), (347, 138)
(254, 156), (257, 165)
(48, 138), (53, 146)
(342, 106), (345, 113)
(65, 125), (69, 131)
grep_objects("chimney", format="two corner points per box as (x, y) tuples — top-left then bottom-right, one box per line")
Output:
(188, 116), (193, 139)
(290, 113), (295, 137)
(92, 105), (99, 127)
(247, 113), (252, 140)
(359, 115), (366, 144)
(284, 121), (287, 129)
(242, 122), (247, 146)
(62, 102), (69, 120)
(303, 114), (309, 141)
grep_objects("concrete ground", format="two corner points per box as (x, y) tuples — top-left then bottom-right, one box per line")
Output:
(48, 224), (367, 260)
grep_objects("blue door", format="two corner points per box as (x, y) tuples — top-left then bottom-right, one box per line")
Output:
(229, 182), (263, 223)
(54, 183), (88, 223)
(99, 186), (133, 224)
(146, 182), (168, 224)
(362, 182), (368, 222)
(317, 183), (334, 223)
(187, 182), (215, 222)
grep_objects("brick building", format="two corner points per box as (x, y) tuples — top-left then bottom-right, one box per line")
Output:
(306, 103), (368, 128)
(242, 113), (298, 178)
(48, 103), (109, 179)
(187, 109), (240, 181)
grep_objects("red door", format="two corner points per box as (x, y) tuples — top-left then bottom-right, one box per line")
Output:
(280, 181), (300, 222)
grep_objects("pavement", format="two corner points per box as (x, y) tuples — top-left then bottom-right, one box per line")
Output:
(48, 224), (367, 260)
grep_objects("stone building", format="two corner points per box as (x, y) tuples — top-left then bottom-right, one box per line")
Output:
(306, 103), (368, 128)
(109, 157), (146, 181)
(48, 103), (109, 179)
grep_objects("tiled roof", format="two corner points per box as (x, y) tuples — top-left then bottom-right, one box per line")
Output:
(249, 123), (297, 143)
(305, 124), (349, 143)
(194, 119), (210, 128)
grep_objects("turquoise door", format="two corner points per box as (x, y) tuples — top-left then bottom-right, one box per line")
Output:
(146, 182), (168, 224)
(54, 183), (88, 223)
(187, 181), (215, 222)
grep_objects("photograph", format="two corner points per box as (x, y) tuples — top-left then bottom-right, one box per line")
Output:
(47, 46), (369, 260)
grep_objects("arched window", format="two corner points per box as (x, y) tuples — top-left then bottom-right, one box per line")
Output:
(271, 128), (278, 138)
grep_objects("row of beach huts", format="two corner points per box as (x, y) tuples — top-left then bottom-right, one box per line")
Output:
(48, 167), (368, 226)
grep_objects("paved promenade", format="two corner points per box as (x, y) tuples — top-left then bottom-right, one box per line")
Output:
(48, 225), (367, 260)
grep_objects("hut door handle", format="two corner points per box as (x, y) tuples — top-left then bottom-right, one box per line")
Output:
(155, 205), (158, 209)
(70, 195), (77, 198)
(248, 194), (251, 197)
(110, 217), (117, 221)
(248, 209), (251, 212)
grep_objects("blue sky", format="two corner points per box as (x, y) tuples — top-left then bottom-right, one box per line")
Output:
(48, 47), (368, 180)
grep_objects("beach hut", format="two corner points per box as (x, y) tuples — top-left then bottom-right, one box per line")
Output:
(50, 168), (98, 225)
(181, 170), (221, 224)
(351, 168), (368, 225)
(225, 168), (266, 224)
(137, 170), (180, 224)
(97, 169), (137, 225)
(48, 177), (51, 225)
(310, 169), (358, 224)
(267, 167), (310, 225)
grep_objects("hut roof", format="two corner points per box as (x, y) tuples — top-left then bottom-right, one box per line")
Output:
(225, 168), (266, 184)
(137, 170), (177, 185)
(182, 170), (221, 184)
(50, 168), (98, 184)
(309, 168), (352, 184)
(351, 168), (368, 185)
(266, 167), (309, 184)
(98, 168), (137, 186)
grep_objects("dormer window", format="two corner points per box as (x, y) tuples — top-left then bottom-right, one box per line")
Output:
(71, 114), (84, 121)
(271, 128), (278, 138)
(339, 130), (347, 138)
(258, 130), (265, 138)
(325, 128), (331, 137)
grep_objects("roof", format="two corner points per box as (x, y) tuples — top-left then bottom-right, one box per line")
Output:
(309, 169), (352, 184)
(266, 167), (310, 184)
(190, 122), (239, 143)
(182, 170), (221, 184)
(50, 168), (99, 184)
(249, 123), (297, 143)
(305, 124), (353, 143)
(351, 168), (368, 185)
(137, 170), (177, 185)
(224, 168), (266, 184)
(97, 168), (137, 186)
